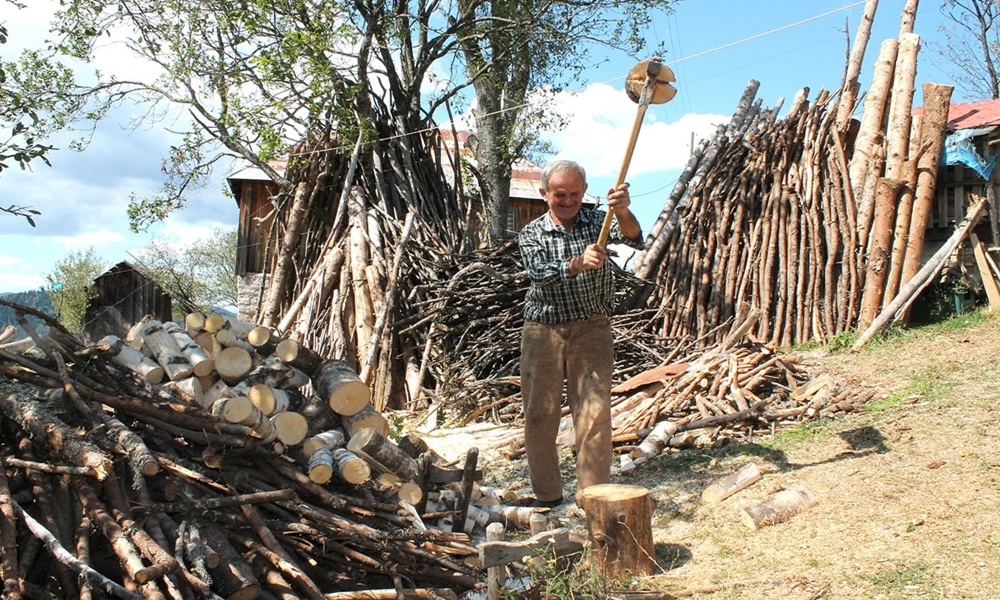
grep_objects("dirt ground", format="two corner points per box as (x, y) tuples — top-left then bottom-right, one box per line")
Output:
(420, 310), (1000, 599)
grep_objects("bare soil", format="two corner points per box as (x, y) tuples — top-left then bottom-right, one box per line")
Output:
(420, 311), (1000, 599)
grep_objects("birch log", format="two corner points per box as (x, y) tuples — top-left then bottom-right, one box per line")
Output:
(98, 335), (164, 384)
(314, 360), (370, 416)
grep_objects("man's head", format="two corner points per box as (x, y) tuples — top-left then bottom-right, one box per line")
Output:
(540, 160), (588, 228)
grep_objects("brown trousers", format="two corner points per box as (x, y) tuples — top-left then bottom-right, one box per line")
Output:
(520, 314), (613, 502)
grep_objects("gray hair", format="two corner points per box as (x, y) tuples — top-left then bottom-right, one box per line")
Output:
(540, 159), (587, 190)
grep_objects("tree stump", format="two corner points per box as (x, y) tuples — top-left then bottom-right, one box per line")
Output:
(577, 484), (657, 579)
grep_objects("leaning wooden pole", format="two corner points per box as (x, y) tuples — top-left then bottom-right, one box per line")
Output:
(854, 196), (987, 349)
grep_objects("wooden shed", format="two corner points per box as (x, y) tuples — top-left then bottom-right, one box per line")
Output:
(83, 261), (172, 342)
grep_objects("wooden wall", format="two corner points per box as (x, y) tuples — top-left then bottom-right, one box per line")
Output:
(84, 262), (172, 342)
(234, 179), (280, 276)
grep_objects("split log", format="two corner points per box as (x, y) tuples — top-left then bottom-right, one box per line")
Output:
(577, 484), (657, 579)
(163, 376), (204, 408)
(314, 360), (371, 416)
(97, 335), (164, 384)
(194, 331), (222, 359)
(701, 463), (762, 504)
(0, 325), (16, 344)
(347, 427), (421, 482)
(971, 234), (1000, 311)
(485, 522), (505, 600)
(740, 485), (817, 529)
(202, 379), (236, 410)
(162, 321), (214, 378)
(137, 320), (194, 382)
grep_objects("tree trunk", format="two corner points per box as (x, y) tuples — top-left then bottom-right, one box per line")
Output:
(859, 178), (905, 329)
(901, 83), (954, 295)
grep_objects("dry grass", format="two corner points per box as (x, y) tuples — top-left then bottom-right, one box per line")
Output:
(425, 309), (1000, 599)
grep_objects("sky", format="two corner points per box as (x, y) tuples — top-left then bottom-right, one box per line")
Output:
(0, 0), (962, 294)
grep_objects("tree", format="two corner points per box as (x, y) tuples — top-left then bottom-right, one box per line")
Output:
(135, 228), (238, 319)
(0, 0), (102, 226)
(935, 0), (1000, 100)
(455, 0), (676, 243)
(45, 248), (106, 336)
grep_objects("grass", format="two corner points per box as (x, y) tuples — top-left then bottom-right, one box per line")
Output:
(862, 560), (941, 597)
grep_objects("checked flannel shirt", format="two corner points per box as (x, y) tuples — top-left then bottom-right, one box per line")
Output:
(519, 207), (644, 324)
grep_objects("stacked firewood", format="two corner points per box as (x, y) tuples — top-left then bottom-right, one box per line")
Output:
(0, 302), (493, 599)
(628, 1), (963, 348)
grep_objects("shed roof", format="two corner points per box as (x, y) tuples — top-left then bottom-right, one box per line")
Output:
(914, 97), (1000, 132)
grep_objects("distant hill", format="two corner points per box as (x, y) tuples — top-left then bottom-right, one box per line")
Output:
(0, 290), (56, 338)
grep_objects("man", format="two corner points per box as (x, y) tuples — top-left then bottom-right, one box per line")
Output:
(517, 159), (644, 507)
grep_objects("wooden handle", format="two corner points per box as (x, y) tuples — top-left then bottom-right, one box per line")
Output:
(597, 103), (650, 247)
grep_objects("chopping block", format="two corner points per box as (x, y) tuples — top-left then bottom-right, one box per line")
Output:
(577, 483), (657, 579)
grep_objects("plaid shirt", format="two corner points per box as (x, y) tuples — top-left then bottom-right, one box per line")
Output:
(519, 207), (644, 323)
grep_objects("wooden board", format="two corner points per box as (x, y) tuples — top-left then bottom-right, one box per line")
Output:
(612, 362), (689, 394)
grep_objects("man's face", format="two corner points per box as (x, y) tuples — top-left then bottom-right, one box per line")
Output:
(541, 170), (588, 228)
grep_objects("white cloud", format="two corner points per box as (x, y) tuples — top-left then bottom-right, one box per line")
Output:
(542, 83), (727, 181)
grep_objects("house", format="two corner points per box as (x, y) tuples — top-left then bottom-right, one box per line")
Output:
(84, 261), (172, 342)
(919, 97), (1000, 246)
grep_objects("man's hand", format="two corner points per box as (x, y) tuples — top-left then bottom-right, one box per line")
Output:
(570, 243), (608, 275)
(607, 182), (632, 214)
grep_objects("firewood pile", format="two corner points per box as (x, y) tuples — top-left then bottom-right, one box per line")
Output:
(401, 240), (686, 420)
(627, 3), (961, 349)
(0, 302), (495, 599)
(490, 308), (871, 461)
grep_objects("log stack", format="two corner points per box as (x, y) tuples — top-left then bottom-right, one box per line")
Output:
(627, 0), (966, 348)
(0, 303), (491, 598)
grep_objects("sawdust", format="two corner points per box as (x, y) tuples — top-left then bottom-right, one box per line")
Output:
(420, 311), (1000, 599)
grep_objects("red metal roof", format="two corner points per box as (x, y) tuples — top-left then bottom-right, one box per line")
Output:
(945, 98), (1000, 130)
(914, 98), (1000, 131)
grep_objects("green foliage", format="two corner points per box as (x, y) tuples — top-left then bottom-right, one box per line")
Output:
(45, 248), (106, 336)
(0, 3), (99, 227)
(521, 547), (612, 599)
(134, 228), (238, 318)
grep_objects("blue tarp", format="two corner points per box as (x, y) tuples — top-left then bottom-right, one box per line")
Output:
(943, 127), (1000, 179)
